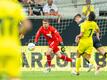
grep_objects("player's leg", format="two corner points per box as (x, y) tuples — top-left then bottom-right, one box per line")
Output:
(96, 47), (107, 58)
(83, 54), (101, 74)
(83, 50), (98, 73)
(55, 51), (72, 62)
(83, 45), (97, 72)
(45, 48), (53, 68)
(93, 37), (107, 57)
(43, 48), (53, 73)
(83, 53), (95, 71)
(94, 47), (106, 73)
(54, 46), (72, 62)
(50, 41), (72, 62)
(92, 38), (107, 73)
(86, 46), (95, 65)
(73, 42), (85, 75)
(75, 50), (81, 75)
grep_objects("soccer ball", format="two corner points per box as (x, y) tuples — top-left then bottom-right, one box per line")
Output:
(28, 43), (35, 51)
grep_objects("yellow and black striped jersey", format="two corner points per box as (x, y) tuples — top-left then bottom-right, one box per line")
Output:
(0, 0), (26, 41)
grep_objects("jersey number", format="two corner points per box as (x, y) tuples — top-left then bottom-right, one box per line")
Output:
(88, 29), (93, 37)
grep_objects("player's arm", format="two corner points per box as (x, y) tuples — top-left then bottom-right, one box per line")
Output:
(19, 19), (32, 39)
(95, 23), (100, 40)
(51, 26), (65, 52)
(75, 32), (83, 43)
(75, 23), (84, 43)
(34, 27), (42, 43)
(95, 29), (100, 40)
(82, 6), (88, 17)
(52, 26), (63, 43)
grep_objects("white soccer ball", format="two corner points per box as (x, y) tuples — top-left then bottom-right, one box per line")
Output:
(28, 43), (35, 51)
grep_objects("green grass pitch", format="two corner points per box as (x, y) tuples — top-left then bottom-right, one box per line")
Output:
(21, 71), (107, 80)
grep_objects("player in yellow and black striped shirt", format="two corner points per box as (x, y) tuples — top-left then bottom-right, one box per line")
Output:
(0, 0), (26, 80)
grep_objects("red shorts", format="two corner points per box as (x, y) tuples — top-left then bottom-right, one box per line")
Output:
(49, 41), (60, 53)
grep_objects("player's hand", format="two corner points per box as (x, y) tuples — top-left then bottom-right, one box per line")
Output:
(46, 34), (52, 38)
(60, 42), (65, 53)
(75, 36), (80, 43)
(19, 34), (24, 39)
(61, 46), (65, 53)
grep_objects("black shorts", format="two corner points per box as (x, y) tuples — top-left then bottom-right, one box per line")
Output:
(93, 36), (102, 49)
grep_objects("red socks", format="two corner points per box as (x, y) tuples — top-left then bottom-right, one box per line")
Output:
(46, 55), (51, 67)
(46, 54), (72, 67)
(60, 55), (72, 62)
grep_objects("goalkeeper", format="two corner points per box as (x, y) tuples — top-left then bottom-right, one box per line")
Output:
(34, 19), (73, 72)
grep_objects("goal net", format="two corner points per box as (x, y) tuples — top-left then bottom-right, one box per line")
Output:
(21, 16), (107, 46)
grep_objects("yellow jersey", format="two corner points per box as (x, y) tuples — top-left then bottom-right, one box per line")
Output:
(0, 0), (26, 77)
(0, 0), (26, 45)
(77, 21), (99, 54)
(0, 0), (26, 55)
(80, 20), (99, 42)
(82, 5), (94, 17)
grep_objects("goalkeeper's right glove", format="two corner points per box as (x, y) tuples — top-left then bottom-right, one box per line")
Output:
(60, 42), (65, 53)
(61, 46), (65, 53)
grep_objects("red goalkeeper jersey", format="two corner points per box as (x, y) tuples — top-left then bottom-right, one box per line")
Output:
(35, 25), (63, 44)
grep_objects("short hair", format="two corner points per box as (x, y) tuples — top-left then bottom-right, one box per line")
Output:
(88, 11), (96, 21)
(42, 19), (49, 23)
(73, 14), (81, 20)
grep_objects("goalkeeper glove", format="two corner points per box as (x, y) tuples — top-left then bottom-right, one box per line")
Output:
(60, 42), (65, 53)
(61, 46), (65, 53)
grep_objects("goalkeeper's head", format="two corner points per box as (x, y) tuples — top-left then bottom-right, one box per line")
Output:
(88, 11), (96, 21)
(42, 19), (50, 28)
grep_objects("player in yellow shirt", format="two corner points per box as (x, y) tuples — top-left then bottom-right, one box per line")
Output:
(73, 12), (100, 75)
(82, 0), (94, 18)
(0, 0), (26, 80)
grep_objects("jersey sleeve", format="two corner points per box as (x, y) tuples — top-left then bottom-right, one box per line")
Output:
(34, 27), (42, 43)
(80, 23), (85, 33)
(51, 26), (63, 43)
